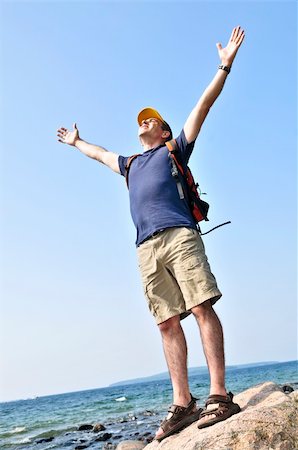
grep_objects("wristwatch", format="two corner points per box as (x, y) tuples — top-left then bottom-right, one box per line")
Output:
(218, 64), (231, 74)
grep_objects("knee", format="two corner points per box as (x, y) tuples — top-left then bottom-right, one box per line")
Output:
(191, 300), (213, 321)
(158, 315), (181, 335)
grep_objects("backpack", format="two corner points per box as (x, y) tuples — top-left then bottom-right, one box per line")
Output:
(165, 138), (209, 225)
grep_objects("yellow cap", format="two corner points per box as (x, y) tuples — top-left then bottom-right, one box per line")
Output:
(137, 107), (173, 140)
(137, 107), (167, 126)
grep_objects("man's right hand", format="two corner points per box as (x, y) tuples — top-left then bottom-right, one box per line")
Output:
(56, 123), (120, 173)
(57, 123), (79, 146)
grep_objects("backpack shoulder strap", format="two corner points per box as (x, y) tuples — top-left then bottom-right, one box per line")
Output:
(165, 139), (185, 176)
(165, 139), (178, 153)
(165, 139), (186, 200)
(125, 153), (141, 188)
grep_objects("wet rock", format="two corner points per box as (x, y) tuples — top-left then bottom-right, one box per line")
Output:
(143, 411), (155, 416)
(75, 445), (89, 450)
(138, 436), (153, 443)
(128, 414), (137, 421)
(93, 423), (106, 432)
(78, 424), (93, 431)
(139, 433), (154, 444)
(95, 432), (113, 442)
(64, 439), (78, 446)
(36, 437), (54, 444)
(282, 384), (294, 393)
(116, 440), (146, 450)
(103, 443), (117, 450)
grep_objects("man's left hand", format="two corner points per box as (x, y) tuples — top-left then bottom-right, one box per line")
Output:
(217, 26), (245, 67)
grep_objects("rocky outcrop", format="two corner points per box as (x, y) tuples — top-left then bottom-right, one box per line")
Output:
(143, 382), (298, 450)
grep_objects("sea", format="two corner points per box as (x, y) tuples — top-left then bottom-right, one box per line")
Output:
(1, 360), (297, 450)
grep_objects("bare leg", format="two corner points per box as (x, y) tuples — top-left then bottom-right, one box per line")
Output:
(155, 315), (197, 438)
(191, 300), (227, 425)
(159, 315), (191, 405)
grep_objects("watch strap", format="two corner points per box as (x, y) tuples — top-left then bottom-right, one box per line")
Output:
(218, 64), (231, 74)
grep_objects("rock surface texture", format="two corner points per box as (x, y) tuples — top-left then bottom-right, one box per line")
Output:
(143, 382), (298, 450)
(116, 441), (146, 449)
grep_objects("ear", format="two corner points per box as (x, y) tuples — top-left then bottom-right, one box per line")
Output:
(162, 130), (170, 139)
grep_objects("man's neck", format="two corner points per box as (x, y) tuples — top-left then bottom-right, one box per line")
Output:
(140, 137), (165, 151)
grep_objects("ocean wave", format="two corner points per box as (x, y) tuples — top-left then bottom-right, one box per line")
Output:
(15, 437), (31, 444)
(33, 426), (77, 440)
(115, 396), (127, 402)
(9, 427), (26, 434)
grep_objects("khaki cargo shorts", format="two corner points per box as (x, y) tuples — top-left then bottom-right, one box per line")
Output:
(137, 227), (222, 324)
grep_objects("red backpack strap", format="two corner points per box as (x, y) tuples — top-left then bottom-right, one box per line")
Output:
(125, 154), (141, 188)
(165, 139), (185, 176)
(165, 139), (178, 153)
(166, 139), (186, 200)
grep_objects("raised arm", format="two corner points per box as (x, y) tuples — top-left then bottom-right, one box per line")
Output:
(184, 26), (245, 143)
(57, 123), (120, 174)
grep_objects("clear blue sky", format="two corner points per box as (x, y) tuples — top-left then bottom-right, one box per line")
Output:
(0, 1), (297, 402)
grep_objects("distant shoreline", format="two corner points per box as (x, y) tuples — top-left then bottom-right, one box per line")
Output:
(109, 360), (286, 387)
(2, 360), (297, 404)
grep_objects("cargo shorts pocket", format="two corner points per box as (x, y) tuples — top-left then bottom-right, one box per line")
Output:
(137, 248), (159, 316)
(179, 256), (206, 280)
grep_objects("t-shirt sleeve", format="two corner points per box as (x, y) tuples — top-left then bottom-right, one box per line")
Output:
(174, 129), (196, 164)
(118, 155), (129, 177)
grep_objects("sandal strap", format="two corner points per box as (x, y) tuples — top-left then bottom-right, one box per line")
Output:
(168, 393), (197, 415)
(200, 404), (228, 418)
(200, 392), (236, 418)
(206, 392), (233, 406)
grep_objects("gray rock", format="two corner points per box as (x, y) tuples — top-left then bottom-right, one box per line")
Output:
(116, 440), (146, 450)
(143, 410), (155, 416)
(103, 444), (117, 450)
(36, 437), (54, 444)
(143, 382), (298, 450)
(95, 432), (113, 442)
(78, 424), (93, 431)
(93, 423), (106, 432)
(282, 384), (294, 393)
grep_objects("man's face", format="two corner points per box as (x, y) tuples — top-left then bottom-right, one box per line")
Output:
(138, 117), (165, 139)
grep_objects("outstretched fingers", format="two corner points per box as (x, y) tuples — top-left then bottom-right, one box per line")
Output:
(231, 26), (245, 46)
(230, 26), (239, 42)
(57, 127), (68, 143)
(235, 29), (245, 46)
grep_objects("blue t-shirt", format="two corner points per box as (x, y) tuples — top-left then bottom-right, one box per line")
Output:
(119, 129), (197, 246)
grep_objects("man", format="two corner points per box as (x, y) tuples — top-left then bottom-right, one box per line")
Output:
(57, 26), (245, 441)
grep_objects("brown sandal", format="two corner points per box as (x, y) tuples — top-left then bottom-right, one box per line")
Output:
(155, 394), (202, 442)
(197, 391), (240, 429)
